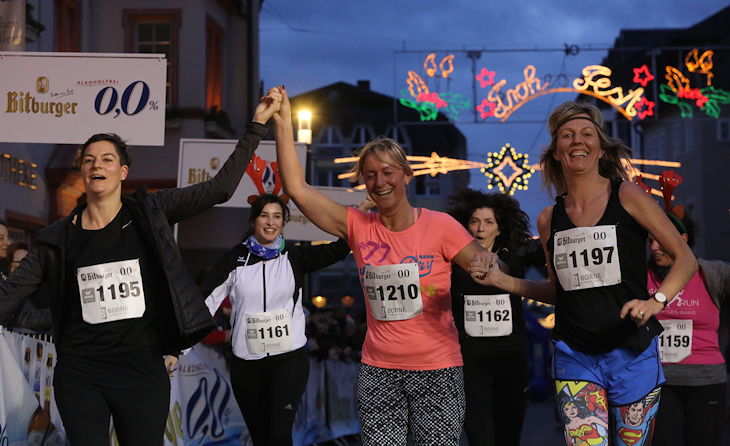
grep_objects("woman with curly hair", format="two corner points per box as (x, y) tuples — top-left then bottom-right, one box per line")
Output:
(448, 189), (541, 446)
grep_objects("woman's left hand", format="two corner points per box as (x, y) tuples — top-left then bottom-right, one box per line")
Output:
(164, 355), (179, 375)
(620, 298), (664, 326)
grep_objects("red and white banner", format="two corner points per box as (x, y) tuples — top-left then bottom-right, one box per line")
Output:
(0, 52), (167, 145)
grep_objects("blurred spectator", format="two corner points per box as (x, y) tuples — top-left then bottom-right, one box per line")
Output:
(0, 220), (9, 280)
(8, 241), (29, 273)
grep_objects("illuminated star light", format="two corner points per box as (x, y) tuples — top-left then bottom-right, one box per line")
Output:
(632, 65), (655, 87)
(480, 144), (534, 195)
(476, 99), (497, 119)
(634, 97), (655, 119)
(475, 67), (496, 88)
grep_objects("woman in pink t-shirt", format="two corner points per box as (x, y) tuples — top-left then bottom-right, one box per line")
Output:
(648, 211), (729, 446)
(271, 87), (499, 446)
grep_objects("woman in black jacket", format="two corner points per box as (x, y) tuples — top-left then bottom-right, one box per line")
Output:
(0, 89), (282, 446)
(203, 193), (352, 446)
(448, 189), (541, 446)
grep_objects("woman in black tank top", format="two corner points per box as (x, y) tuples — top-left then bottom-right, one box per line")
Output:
(469, 101), (697, 446)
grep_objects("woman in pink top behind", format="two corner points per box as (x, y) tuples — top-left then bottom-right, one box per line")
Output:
(271, 86), (499, 446)
(648, 208), (730, 446)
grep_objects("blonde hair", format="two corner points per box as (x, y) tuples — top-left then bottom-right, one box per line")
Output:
(540, 101), (633, 195)
(348, 136), (413, 182)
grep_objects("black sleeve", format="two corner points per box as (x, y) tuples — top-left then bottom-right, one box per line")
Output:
(153, 122), (268, 224)
(200, 246), (242, 298)
(0, 244), (46, 324)
(294, 239), (352, 274)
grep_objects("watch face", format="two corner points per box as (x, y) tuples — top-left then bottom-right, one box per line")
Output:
(654, 292), (667, 303)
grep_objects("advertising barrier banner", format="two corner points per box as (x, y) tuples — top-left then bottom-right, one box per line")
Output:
(0, 52), (167, 145)
(0, 329), (360, 446)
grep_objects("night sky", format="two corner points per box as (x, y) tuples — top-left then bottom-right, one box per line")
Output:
(260, 0), (727, 229)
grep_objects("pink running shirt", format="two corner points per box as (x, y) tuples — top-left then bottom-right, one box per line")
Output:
(347, 207), (473, 370)
(649, 269), (724, 365)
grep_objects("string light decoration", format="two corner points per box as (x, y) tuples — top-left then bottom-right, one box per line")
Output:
(423, 53), (455, 78)
(632, 65), (655, 87)
(400, 55), (471, 121)
(475, 64), (654, 122)
(332, 151), (679, 197)
(480, 144), (534, 195)
(659, 48), (730, 119)
(475, 67), (496, 88)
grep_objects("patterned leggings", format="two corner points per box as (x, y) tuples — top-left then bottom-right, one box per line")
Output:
(357, 364), (465, 446)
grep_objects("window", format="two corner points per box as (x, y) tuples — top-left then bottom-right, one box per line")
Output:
(123, 10), (181, 106)
(718, 120), (730, 142)
(54, 0), (80, 52)
(205, 16), (224, 111)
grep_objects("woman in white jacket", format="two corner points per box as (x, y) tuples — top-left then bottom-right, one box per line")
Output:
(204, 193), (351, 446)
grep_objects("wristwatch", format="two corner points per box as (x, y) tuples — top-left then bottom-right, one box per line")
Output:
(652, 292), (668, 308)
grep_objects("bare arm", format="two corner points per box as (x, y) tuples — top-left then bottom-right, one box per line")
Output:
(273, 87), (348, 238)
(619, 182), (698, 323)
(470, 207), (557, 304)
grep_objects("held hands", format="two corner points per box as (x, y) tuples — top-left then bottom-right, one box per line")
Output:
(272, 85), (292, 125)
(469, 250), (501, 286)
(252, 87), (284, 124)
(620, 298), (664, 327)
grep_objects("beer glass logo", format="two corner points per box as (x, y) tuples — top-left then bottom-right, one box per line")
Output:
(36, 77), (49, 93)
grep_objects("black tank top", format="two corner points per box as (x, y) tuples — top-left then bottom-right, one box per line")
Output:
(548, 179), (662, 354)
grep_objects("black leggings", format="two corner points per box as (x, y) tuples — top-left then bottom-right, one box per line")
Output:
(53, 365), (169, 446)
(462, 344), (529, 446)
(652, 382), (727, 446)
(230, 348), (309, 446)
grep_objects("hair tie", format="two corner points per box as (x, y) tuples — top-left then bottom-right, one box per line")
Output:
(552, 115), (602, 138)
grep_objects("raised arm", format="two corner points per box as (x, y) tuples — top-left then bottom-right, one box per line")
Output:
(273, 87), (348, 239)
(470, 206), (557, 304)
(619, 182), (698, 322)
(157, 89), (283, 223)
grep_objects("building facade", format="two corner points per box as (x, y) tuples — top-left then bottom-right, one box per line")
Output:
(1, 0), (262, 264)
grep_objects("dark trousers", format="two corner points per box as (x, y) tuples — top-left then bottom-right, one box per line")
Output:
(53, 366), (169, 446)
(230, 348), (309, 446)
(652, 382), (726, 446)
(462, 343), (529, 446)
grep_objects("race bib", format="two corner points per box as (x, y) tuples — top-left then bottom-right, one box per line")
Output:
(658, 319), (693, 363)
(464, 294), (512, 337)
(76, 259), (145, 324)
(363, 263), (422, 321)
(245, 308), (292, 354)
(553, 225), (621, 291)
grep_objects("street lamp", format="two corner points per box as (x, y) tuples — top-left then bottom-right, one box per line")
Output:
(297, 110), (312, 144)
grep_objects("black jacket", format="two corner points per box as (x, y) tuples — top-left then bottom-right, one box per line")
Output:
(0, 122), (267, 353)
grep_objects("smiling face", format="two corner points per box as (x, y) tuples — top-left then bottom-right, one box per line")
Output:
(362, 153), (412, 211)
(80, 141), (128, 198)
(253, 202), (284, 246)
(626, 402), (645, 426)
(468, 207), (500, 251)
(553, 114), (603, 175)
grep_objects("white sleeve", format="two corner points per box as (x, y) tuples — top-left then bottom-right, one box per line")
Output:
(204, 270), (235, 315)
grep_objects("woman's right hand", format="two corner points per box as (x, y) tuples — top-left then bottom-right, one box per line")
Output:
(273, 85), (292, 125)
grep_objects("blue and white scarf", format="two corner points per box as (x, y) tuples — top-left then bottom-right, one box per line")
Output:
(243, 234), (284, 260)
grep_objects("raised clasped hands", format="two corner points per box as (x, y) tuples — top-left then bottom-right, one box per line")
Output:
(253, 86), (284, 124)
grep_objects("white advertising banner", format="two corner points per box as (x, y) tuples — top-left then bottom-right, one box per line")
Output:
(178, 139), (367, 241)
(0, 52), (167, 145)
(0, 0), (25, 51)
